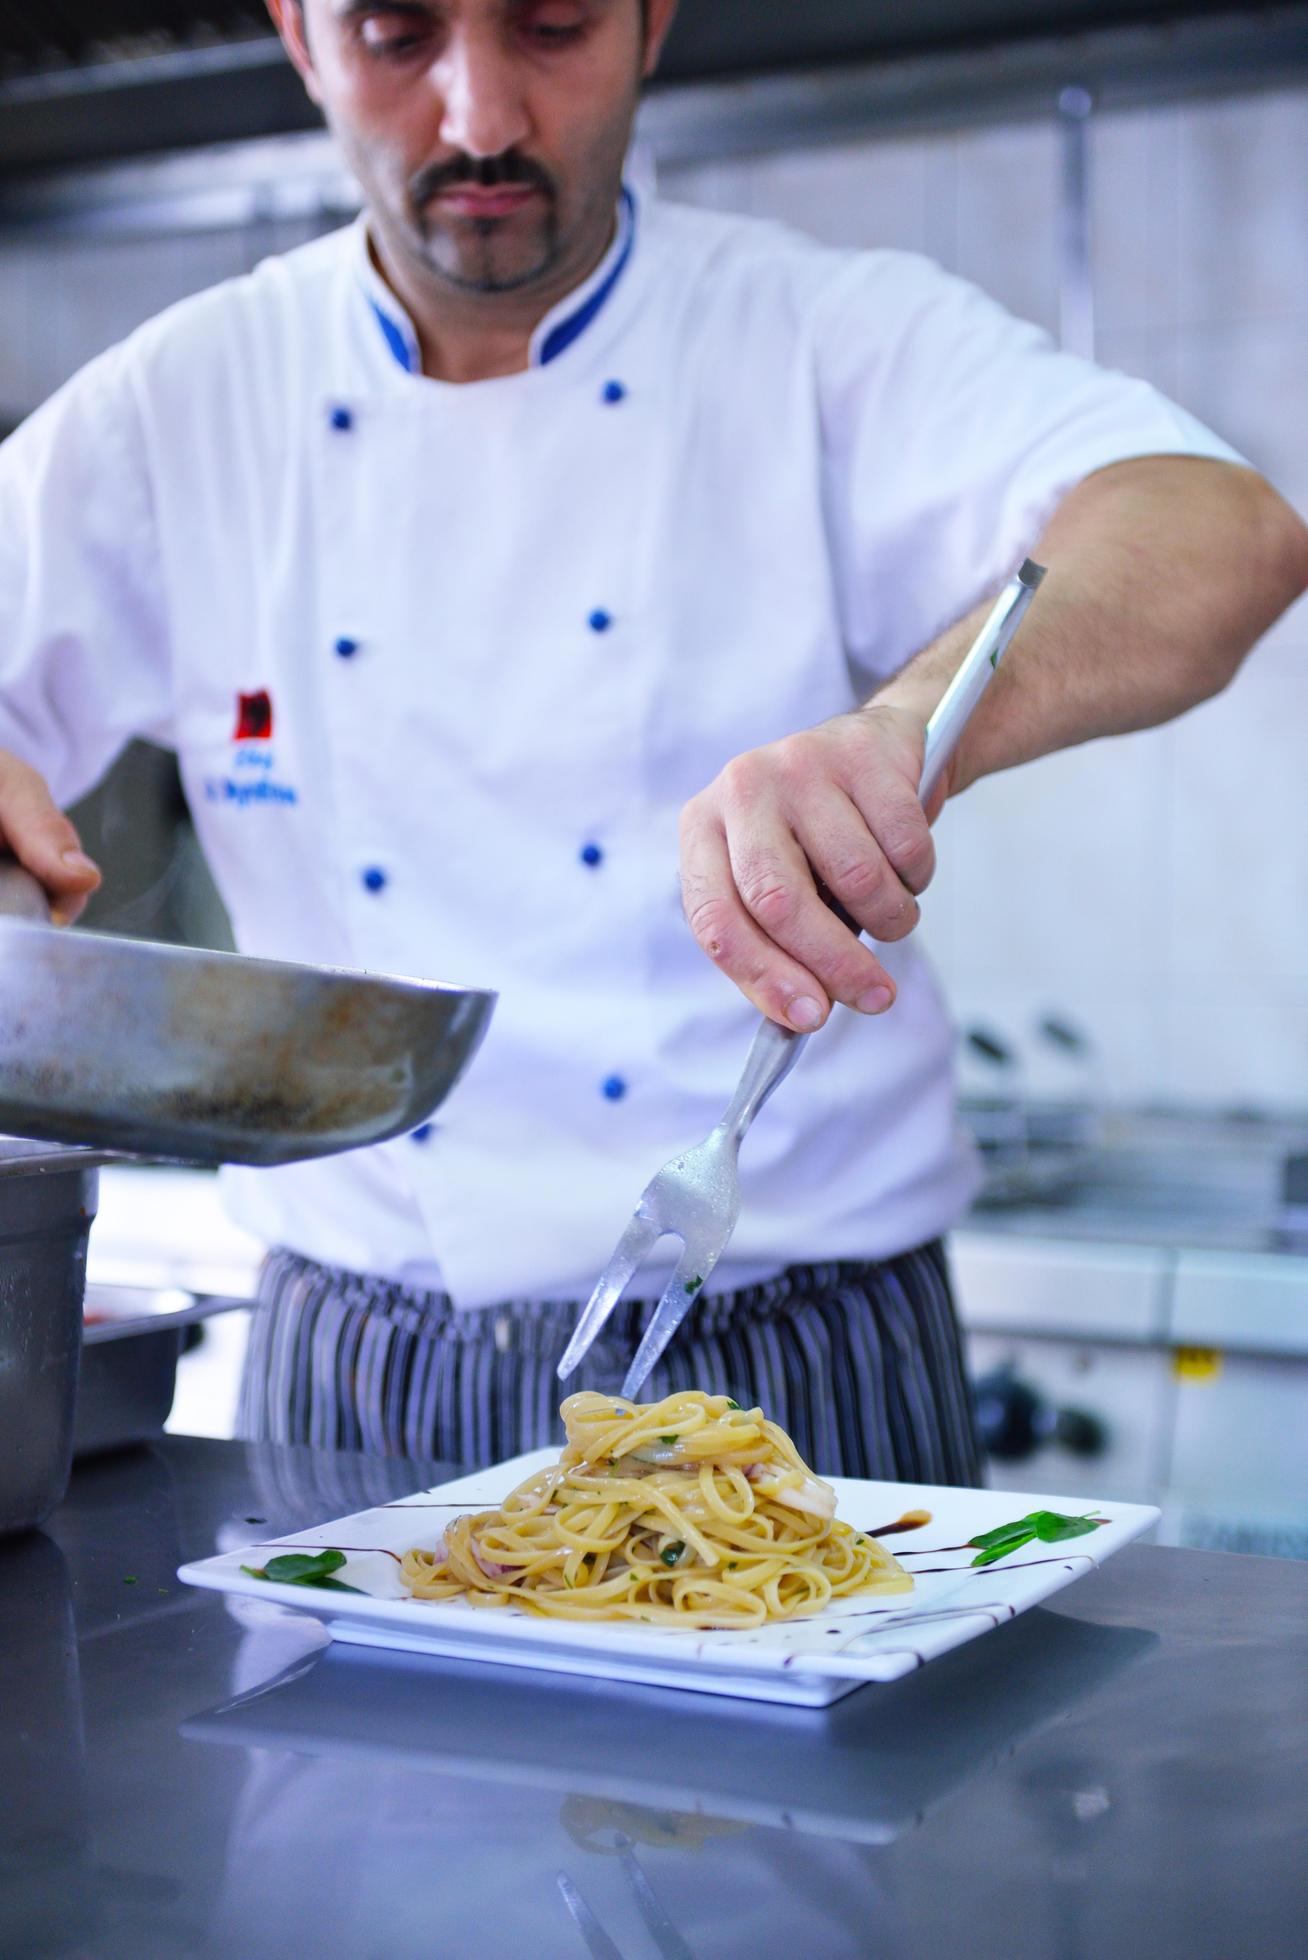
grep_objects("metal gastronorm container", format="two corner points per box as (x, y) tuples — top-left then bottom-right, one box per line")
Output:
(0, 1142), (103, 1536)
(77, 1287), (250, 1457)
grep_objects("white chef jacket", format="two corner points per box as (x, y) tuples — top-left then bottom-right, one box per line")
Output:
(0, 190), (1240, 1308)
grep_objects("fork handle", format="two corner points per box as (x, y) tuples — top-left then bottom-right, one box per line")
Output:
(720, 559), (1047, 1145)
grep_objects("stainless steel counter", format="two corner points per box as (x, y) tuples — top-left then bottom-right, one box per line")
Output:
(4, 1436), (1306, 1959)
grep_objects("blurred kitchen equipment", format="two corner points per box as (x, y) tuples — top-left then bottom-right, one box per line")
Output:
(1273, 1151), (1308, 1247)
(960, 1011), (1102, 1206)
(559, 559), (1047, 1398)
(0, 1142), (102, 1535)
(1028, 1013), (1101, 1145)
(0, 859), (496, 1166)
(973, 1362), (1107, 1462)
(76, 1285), (249, 1457)
(959, 1023), (1028, 1159)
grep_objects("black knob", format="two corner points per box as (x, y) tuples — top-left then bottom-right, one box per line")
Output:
(973, 1368), (1041, 1461)
(1037, 1014), (1089, 1055)
(1052, 1406), (1107, 1456)
(974, 1369), (1108, 1463)
(966, 1027), (1015, 1067)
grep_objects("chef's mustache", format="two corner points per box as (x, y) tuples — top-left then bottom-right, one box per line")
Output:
(411, 152), (557, 209)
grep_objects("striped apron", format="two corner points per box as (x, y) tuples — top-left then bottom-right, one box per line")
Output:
(237, 1240), (984, 1485)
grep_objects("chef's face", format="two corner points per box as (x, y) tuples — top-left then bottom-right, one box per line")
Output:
(273, 1), (675, 297)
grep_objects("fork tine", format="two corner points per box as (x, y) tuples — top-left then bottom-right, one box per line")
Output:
(556, 1209), (666, 1383)
(620, 1241), (726, 1402)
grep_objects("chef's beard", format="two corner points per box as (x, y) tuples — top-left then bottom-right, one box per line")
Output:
(409, 153), (564, 295)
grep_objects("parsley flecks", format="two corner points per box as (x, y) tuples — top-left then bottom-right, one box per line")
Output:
(967, 1509), (1107, 1568)
(726, 1399), (741, 1411)
(685, 1276), (704, 1294)
(659, 1434), (679, 1445)
(660, 1542), (686, 1568)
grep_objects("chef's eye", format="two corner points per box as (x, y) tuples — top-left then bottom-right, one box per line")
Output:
(358, 11), (434, 56)
(518, 6), (588, 48)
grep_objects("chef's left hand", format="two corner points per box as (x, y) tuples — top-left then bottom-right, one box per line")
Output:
(679, 705), (945, 1032)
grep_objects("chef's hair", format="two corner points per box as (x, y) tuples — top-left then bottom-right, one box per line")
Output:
(292, 0), (652, 13)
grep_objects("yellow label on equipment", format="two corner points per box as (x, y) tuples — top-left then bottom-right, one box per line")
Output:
(1173, 1346), (1223, 1381)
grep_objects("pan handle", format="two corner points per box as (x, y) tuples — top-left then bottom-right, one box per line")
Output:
(0, 856), (54, 924)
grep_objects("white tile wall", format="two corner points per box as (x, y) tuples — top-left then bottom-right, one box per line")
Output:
(0, 242), (42, 415)
(1, 86), (1305, 1112)
(1175, 90), (1308, 327)
(665, 85), (1308, 1114)
(0, 219), (330, 416)
(745, 135), (943, 257)
(1091, 105), (1183, 336)
(951, 120), (1062, 340)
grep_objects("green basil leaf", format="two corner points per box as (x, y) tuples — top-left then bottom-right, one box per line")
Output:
(1034, 1512), (1104, 1543)
(968, 1515), (1042, 1552)
(971, 1529), (1037, 1567)
(261, 1549), (348, 1584)
(314, 1577), (367, 1594)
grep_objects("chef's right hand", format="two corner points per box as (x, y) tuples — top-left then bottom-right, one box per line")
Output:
(0, 750), (101, 926)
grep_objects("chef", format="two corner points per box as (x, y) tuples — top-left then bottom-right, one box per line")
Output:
(1, 0), (1305, 1479)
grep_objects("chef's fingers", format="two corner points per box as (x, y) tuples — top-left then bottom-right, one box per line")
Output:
(726, 820), (897, 1014)
(709, 771), (899, 1017)
(681, 805), (845, 1031)
(0, 752), (101, 926)
(844, 718), (938, 898)
(796, 784), (922, 944)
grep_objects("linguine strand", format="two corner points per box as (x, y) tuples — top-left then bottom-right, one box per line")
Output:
(400, 1391), (912, 1631)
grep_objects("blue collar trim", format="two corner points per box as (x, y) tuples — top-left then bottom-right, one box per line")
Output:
(538, 187), (637, 367)
(362, 188), (636, 377)
(370, 298), (418, 375)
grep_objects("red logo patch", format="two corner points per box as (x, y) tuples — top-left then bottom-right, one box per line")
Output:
(234, 690), (274, 742)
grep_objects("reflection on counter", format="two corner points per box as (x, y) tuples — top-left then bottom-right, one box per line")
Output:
(181, 1610), (1154, 1957)
(12, 1434), (1304, 1958)
(187, 1611), (1155, 1847)
(0, 1533), (95, 1956)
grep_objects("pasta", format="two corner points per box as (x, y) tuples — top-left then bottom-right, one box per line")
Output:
(400, 1390), (912, 1629)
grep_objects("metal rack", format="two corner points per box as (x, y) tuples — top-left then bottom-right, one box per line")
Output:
(3, 3), (1308, 190)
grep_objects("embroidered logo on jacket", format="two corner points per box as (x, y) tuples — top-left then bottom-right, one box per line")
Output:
(203, 688), (300, 807)
(234, 689), (274, 741)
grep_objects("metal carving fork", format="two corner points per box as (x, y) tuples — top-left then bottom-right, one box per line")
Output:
(558, 559), (1048, 1401)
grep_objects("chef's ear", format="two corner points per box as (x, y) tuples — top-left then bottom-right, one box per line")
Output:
(641, 0), (680, 79)
(266, 0), (325, 107)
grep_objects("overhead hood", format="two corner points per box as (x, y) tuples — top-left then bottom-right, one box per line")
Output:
(2, 2), (1308, 177)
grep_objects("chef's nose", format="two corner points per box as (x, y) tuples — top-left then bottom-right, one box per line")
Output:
(436, 25), (533, 159)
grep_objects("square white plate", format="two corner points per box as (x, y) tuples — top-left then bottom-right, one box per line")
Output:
(178, 1449), (1159, 1707)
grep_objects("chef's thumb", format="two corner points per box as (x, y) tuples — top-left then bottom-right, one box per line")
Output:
(0, 751), (102, 923)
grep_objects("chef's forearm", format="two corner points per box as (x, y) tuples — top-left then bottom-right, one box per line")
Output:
(870, 455), (1308, 798)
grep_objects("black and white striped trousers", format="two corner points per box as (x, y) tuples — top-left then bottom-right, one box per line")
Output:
(237, 1240), (984, 1485)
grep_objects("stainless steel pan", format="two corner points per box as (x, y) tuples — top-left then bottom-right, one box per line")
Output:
(0, 862), (496, 1166)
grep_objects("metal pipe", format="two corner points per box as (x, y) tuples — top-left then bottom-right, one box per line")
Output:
(1057, 84), (1097, 361)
